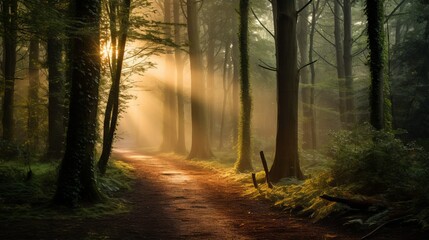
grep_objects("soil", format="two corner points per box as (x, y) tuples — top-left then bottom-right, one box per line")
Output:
(0, 149), (427, 240)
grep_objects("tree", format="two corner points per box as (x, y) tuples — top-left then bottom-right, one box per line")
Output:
(269, 0), (303, 181)
(186, 0), (212, 159)
(365, 0), (385, 130)
(334, 0), (346, 124)
(98, 0), (132, 174)
(28, 36), (40, 152)
(2, 0), (18, 141)
(298, 0), (315, 150)
(173, 0), (186, 153)
(54, 0), (102, 206)
(47, 0), (66, 160)
(343, 0), (355, 125)
(235, 0), (253, 172)
(160, 0), (177, 152)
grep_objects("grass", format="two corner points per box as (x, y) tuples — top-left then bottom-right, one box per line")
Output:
(0, 158), (135, 220)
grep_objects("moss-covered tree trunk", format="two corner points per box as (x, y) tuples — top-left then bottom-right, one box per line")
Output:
(187, 0), (213, 159)
(269, 0), (303, 181)
(54, 0), (102, 206)
(366, 0), (385, 130)
(235, 0), (253, 172)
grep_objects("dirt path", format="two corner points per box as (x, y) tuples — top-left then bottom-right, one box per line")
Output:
(0, 149), (425, 239)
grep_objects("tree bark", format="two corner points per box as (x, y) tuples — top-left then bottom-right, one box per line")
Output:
(187, 0), (213, 159)
(269, 0), (303, 181)
(54, 0), (102, 206)
(366, 0), (385, 130)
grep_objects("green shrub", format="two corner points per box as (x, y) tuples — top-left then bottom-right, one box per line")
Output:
(327, 124), (429, 200)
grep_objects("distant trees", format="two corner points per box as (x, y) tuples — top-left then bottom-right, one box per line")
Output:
(54, 0), (102, 206)
(2, 0), (18, 141)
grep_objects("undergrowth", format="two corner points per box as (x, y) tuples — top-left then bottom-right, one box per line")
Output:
(0, 159), (134, 220)
(177, 125), (429, 229)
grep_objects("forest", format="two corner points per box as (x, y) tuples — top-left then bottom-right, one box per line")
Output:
(0, 0), (428, 239)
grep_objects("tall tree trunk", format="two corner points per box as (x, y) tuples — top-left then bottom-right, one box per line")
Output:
(308, 1), (319, 149)
(187, 0), (212, 159)
(206, 22), (216, 143)
(98, 0), (132, 174)
(269, 0), (303, 181)
(231, 32), (240, 146)
(218, 39), (231, 150)
(2, 0), (18, 141)
(343, 0), (355, 125)
(235, 0), (253, 172)
(54, 0), (102, 206)
(173, 0), (186, 154)
(161, 0), (177, 152)
(28, 37), (40, 152)
(366, 0), (385, 130)
(47, 36), (65, 160)
(298, 0), (312, 149)
(334, 0), (346, 124)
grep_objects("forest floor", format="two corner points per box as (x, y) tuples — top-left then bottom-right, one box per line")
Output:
(0, 149), (427, 240)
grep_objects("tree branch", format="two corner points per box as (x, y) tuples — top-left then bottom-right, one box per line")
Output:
(297, 0), (313, 16)
(251, 7), (275, 39)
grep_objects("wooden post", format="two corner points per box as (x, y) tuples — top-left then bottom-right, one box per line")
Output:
(251, 173), (258, 188)
(259, 151), (273, 188)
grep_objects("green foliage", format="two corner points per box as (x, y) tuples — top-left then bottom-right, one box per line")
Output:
(0, 160), (134, 219)
(327, 125), (428, 198)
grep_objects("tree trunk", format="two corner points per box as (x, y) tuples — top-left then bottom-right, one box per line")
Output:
(366, 0), (385, 130)
(298, 0), (312, 149)
(173, 0), (186, 154)
(187, 0), (213, 159)
(334, 0), (346, 124)
(269, 0), (303, 181)
(343, 0), (355, 125)
(54, 0), (102, 206)
(47, 36), (65, 160)
(218, 39), (231, 150)
(28, 37), (40, 152)
(206, 22), (216, 143)
(235, 0), (253, 172)
(308, 1), (318, 149)
(98, 0), (131, 174)
(2, 0), (18, 141)
(161, 0), (177, 152)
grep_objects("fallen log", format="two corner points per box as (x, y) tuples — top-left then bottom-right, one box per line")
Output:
(320, 194), (387, 210)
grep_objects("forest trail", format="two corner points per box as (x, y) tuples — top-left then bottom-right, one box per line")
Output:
(0, 149), (420, 240)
